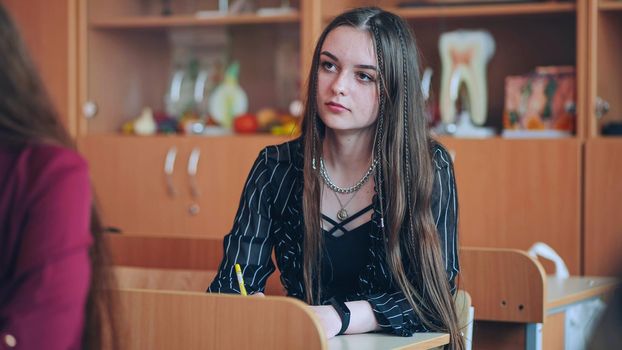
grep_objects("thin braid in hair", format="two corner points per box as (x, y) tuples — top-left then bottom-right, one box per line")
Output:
(310, 76), (319, 171)
(370, 17), (387, 231)
(312, 119), (318, 170)
(394, 18), (417, 239)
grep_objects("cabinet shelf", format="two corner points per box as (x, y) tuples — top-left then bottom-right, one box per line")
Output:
(84, 133), (293, 142)
(600, 1), (622, 11)
(391, 2), (576, 19)
(90, 12), (300, 29)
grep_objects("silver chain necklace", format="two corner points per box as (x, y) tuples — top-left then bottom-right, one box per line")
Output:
(319, 157), (378, 194)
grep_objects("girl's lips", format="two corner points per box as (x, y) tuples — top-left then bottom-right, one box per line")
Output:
(325, 102), (349, 112)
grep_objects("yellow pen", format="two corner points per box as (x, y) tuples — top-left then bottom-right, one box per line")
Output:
(234, 263), (248, 296)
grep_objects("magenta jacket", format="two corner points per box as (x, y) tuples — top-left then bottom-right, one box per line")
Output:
(0, 143), (92, 350)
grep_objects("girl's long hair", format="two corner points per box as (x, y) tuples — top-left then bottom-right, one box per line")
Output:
(300, 7), (464, 349)
(0, 5), (118, 349)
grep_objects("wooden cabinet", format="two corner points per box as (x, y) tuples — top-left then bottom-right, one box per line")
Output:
(80, 136), (188, 235)
(587, 0), (622, 137)
(77, 0), (304, 135)
(584, 139), (622, 275)
(75, 0), (303, 238)
(584, 0), (622, 275)
(80, 134), (287, 238)
(440, 138), (582, 273)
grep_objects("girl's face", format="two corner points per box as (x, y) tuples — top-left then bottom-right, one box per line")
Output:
(316, 26), (379, 134)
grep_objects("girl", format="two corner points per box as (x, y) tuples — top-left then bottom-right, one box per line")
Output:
(209, 7), (463, 349)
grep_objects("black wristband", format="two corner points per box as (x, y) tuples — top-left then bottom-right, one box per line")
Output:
(329, 297), (351, 335)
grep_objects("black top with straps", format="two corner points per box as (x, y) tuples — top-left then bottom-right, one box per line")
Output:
(321, 204), (374, 300)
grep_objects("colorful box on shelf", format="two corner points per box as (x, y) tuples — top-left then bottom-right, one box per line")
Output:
(398, 0), (537, 6)
(502, 66), (575, 138)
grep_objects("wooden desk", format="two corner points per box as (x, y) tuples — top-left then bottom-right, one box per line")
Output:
(460, 247), (618, 350)
(329, 332), (449, 350)
(546, 276), (617, 310)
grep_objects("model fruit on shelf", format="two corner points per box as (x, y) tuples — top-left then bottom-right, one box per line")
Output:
(132, 107), (157, 136)
(233, 113), (259, 134)
(268, 113), (298, 136)
(208, 61), (248, 129)
(256, 108), (279, 131)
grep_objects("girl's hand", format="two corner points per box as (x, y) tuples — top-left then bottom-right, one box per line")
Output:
(309, 305), (342, 339)
(250, 292), (265, 297)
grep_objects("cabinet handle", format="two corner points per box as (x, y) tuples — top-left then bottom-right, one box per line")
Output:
(187, 147), (201, 199)
(164, 147), (178, 197)
(595, 97), (610, 120)
(82, 101), (98, 119)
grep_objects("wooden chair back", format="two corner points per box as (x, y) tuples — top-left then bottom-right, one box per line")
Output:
(116, 288), (327, 350)
(107, 235), (287, 295)
(459, 247), (546, 323)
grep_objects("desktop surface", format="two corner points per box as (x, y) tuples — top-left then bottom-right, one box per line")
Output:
(328, 332), (450, 350)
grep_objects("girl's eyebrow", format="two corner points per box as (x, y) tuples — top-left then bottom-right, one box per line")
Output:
(320, 51), (378, 71)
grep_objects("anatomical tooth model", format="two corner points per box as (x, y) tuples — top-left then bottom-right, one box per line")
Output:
(439, 30), (496, 137)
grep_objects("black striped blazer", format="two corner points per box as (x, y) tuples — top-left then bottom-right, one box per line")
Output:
(208, 137), (459, 336)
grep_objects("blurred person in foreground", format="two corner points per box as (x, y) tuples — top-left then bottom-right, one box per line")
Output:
(0, 5), (118, 349)
(588, 274), (622, 349)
